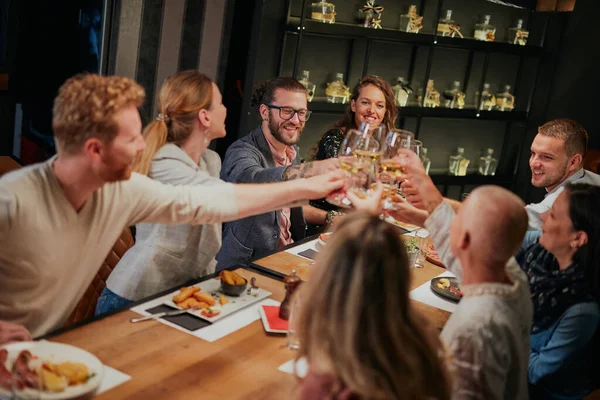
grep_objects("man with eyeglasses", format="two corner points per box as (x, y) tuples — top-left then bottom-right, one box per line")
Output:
(217, 77), (339, 269)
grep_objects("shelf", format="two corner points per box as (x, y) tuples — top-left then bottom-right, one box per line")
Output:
(307, 101), (527, 121)
(287, 18), (544, 57)
(430, 174), (513, 186)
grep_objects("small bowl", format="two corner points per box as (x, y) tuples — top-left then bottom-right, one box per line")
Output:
(221, 278), (248, 296)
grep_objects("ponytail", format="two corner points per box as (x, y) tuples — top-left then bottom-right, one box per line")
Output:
(133, 119), (168, 176)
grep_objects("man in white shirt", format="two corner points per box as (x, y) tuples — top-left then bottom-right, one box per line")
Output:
(0, 74), (344, 341)
(401, 119), (600, 231)
(526, 119), (600, 230)
(389, 149), (532, 400)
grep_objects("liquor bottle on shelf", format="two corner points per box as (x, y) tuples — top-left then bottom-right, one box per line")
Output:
(357, 0), (384, 28)
(478, 148), (498, 176)
(443, 81), (465, 109)
(474, 15), (495, 42)
(421, 147), (431, 175)
(326, 73), (351, 104)
(298, 70), (316, 102)
(392, 77), (412, 107)
(311, 1), (336, 24)
(437, 9), (461, 38)
(477, 83), (496, 111)
(422, 79), (440, 108)
(399, 5), (422, 33)
(495, 84), (515, 111)
(449, 147), (469, 176)
(508, 19), (529, 46)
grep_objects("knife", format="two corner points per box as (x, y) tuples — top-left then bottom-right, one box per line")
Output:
(130, 306), (199, 323)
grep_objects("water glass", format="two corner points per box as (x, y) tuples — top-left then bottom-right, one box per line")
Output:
(414, 228), (429, 268)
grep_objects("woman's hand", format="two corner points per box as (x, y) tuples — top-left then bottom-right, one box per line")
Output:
(346, 182), (385, 216)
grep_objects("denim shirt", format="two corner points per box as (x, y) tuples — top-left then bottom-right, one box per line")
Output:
(528, 302), (600, 400)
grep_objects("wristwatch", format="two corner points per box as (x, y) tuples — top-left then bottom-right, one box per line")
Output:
(325, 210), (343, 225)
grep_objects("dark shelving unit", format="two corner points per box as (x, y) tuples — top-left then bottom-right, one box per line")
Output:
(233, 0), (567, 198)
(287, 18), (545, 57)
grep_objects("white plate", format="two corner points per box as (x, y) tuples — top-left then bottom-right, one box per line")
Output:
(258, 306), (287, 334)
(0, 341), (104, 400)
(164, 277), (272, 322)
(384, 216), (420, 232)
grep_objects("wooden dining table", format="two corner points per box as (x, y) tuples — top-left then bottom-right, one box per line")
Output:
(45, 234), (451, 399)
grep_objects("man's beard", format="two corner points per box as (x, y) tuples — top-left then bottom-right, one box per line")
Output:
(100, 153), (134, 182)
(269, 118), (302, 146)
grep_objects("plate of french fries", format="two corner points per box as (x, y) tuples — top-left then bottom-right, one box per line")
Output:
(164, 271), (272, 322)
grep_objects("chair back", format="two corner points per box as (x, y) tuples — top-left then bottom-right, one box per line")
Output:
(65, 228), (135, 326)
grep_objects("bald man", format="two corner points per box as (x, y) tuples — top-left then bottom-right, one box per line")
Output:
(392, 149), (532, 400)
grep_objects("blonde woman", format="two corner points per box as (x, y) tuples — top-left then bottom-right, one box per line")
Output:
(295, 212), (451, 400)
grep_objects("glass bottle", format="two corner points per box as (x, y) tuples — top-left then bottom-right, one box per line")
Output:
(478, 83), (496, 111)
(448, 147), (469, 176)
(422, 79), (440, 108)
(421, 147), (431, 174)
(443, 81), (465, 109)
(508, 19), (529, 46)
(399, 5), (422, 33)
(392, 77), (412, 107)
(311, 1), (336, 24)
(358, 0), (375, 27)
(437, 9), (456, 37)
(474, 15), (495, 42)
(478, 148), (498, 176)
(495, 84), (515, 111)
(298, 70), (316, 102)
(326, 72), (351, 104)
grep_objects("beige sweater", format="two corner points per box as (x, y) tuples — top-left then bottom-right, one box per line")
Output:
(0, 158), (237, 337)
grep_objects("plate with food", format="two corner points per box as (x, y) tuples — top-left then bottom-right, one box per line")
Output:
(0, 341), (103, 400)
(165, 270), (272, 322)
(425, 243), (445, 267)
(383, 215), (417, 233)
(430, 277), (463, 302)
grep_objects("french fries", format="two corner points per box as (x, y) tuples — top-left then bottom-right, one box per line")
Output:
(220, 270), (246, 285)
(219, 295), (228, 306)
(193, 291), (216, 306)
(172, 286), (200, 303)
(178, 297), (202, 309)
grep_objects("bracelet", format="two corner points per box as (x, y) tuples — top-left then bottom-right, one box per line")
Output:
(325, 210), (344, 225)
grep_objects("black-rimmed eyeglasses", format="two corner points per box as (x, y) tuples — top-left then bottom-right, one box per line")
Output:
(264, 104), (312, 122)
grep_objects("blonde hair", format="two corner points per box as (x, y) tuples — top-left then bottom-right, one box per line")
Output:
(297, 212), (451, 400)
(52, 74), (145, 154)
(133, 70), (214, 175)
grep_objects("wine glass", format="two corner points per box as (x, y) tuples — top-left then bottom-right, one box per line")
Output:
(379, 129), (415, 209)
(337, 128), (383, 200)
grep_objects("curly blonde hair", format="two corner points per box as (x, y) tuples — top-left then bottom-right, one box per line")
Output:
(52, 74), (145, 154)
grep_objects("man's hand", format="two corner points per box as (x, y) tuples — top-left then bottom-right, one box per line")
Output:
(385, 197), (429, 227)
(0, 321), (31, 345)
(401, 179), (426, 210)
(283, 158), (339, 180)
(397, 149), (443, 214)
(346, 182), (384, 215)
(302, 170), (346, 199)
